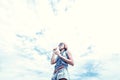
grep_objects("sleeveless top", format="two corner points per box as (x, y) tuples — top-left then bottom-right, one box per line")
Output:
(55, 50), (69, 70)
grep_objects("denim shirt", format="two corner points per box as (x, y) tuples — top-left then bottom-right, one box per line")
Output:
(55, 50), (69, 69)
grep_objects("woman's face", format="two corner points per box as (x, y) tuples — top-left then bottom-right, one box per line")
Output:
(58, 43), (65, 50)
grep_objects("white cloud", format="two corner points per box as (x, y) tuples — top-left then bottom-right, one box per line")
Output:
(0, 0), (120, 80)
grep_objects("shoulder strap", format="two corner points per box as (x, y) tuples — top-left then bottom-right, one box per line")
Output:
(62, 50), (69, 59)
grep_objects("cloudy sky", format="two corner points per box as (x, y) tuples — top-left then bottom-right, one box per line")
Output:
(0, 0), (120, 80)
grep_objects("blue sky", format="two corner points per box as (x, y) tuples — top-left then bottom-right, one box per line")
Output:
(0, 0), (120, 80)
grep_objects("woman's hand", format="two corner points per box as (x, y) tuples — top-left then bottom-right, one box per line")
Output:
(53, 48), (61, 56)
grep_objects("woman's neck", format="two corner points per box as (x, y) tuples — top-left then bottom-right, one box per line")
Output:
(60, 49), (65, 53)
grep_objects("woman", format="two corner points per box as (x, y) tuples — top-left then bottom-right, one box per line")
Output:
(51, 42), (74, 80)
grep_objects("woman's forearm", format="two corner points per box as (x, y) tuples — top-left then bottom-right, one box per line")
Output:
(51, 53), (56, 64)
(58, 54), (74, 66)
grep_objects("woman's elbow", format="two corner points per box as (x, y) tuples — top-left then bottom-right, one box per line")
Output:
(51, 62), (54, 65)
(51, 62), (53, 65)
(51, 61), (56, 65)
(69, 61), (74, 66)
(71, 62), (74, 66)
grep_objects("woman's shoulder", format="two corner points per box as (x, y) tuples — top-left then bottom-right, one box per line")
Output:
(65, 50), (71, 54)
(65, 50), (72, 57)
